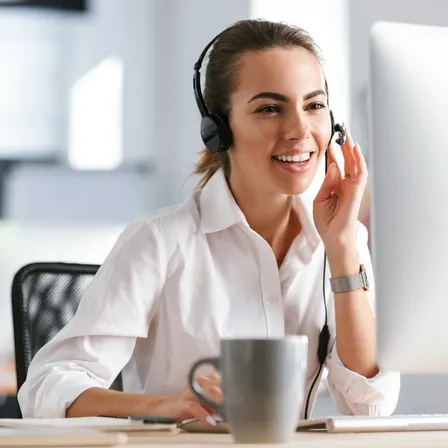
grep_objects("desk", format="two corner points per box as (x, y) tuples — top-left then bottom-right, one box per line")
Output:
(124, 431), (448, 447)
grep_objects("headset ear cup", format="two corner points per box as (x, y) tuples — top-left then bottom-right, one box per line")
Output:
(200, 114), (232, 153)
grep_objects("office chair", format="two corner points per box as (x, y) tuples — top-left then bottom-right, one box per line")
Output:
(11, 262), (123, 394)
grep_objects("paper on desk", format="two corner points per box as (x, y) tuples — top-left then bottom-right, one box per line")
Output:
(0, 427), (128, 447)
(0, 417), (177, 433)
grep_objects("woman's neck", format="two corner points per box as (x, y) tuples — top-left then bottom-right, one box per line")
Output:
(228, 174), (301, 264)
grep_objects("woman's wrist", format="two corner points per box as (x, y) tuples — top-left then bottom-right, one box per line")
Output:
(130, 393), (169, 417)
(324, 240), (360, 278)
(66, 388), (169, 418)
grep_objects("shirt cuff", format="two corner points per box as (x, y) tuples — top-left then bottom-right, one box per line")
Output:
(328, 347), (400, 406)
(33, 370), (102, 418)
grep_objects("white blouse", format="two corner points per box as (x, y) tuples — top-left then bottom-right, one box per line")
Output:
(18, 169), (400, 419)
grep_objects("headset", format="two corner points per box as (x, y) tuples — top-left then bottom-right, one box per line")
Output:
(193, 32), (346, 420)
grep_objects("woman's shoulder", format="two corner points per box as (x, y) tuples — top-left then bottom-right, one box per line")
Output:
(121, 192), (201, 243)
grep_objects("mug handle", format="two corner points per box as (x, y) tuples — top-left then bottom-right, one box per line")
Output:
(188, 356), (223, 416)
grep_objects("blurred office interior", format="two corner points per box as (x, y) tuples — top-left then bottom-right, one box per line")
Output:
(0, 0), (447, 417)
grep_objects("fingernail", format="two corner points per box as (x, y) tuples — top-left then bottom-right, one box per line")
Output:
(206, 416), (217, 426)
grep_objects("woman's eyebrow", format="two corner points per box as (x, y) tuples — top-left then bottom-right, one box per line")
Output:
(248, 89), (327, 103)
(248, 92), (288, 103)
(303, 89), (327, 101)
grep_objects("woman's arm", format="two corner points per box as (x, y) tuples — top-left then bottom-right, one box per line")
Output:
(18, 219), (166, 418)
(324, 222), (400, 416)
(326, 243), (378, 378)
(313, 126), (400, 415)
(67, 375), (221, 425)
(314, 129), (378, 377)
(66, 388), (165, 418)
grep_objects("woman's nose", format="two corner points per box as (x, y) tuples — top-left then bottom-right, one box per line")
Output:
(283, 111), (311, 141)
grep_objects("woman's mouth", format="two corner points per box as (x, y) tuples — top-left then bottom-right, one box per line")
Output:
(272, 152), (311, 163)
(271, 152), (315, 174)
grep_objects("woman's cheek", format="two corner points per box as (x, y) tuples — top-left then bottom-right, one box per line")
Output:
(312, 116), (332, 148)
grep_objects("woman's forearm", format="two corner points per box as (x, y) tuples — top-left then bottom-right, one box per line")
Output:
(66, 388), (166, 418)
(326, 244), (378, 378)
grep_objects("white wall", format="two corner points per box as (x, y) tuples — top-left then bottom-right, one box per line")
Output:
(4, 165), (150, 224)
(63, 0), (155, 167)
(0, 10), (64, 159)
(2, 0), (158, 223)
(0, 0), (154, 167)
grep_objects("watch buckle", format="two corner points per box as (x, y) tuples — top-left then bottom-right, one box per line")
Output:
(361, 265), (369, 291)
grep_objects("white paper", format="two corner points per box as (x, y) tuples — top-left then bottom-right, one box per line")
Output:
(0, 417), (136, 428)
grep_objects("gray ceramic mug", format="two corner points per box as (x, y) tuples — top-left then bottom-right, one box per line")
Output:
(188, 336), (308, 444)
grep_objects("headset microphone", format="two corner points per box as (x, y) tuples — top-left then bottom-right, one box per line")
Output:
(334, 123), (346, 146)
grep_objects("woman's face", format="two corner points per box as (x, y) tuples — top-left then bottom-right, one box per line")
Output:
(228, 47), (332, 196)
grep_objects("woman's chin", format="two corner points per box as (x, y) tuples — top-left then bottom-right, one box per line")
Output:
(274, 177), (314, 196)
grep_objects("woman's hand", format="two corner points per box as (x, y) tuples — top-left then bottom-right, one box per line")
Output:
(66, 375), (222, 422)
(313, 125), (368, 253)
(151, 373), (222, 426)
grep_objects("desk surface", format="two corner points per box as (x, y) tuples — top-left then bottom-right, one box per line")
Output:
(123, 431), (448, 447)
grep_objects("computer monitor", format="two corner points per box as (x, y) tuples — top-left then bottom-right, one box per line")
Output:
(369, 21), (448, 373)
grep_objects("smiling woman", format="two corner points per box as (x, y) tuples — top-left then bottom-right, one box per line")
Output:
(193, 23), (330, 193)
(18, 19), (400, 425)
(248, 87), (328, 175)
(220, 44), (331, 196)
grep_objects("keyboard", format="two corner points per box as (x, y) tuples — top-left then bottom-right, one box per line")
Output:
(297, 414), (448, 433)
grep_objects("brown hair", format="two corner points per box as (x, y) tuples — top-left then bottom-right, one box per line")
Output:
(192, 19), (325, 188)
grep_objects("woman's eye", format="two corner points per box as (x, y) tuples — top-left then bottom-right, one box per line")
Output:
(307, 102), (326, 111)
(257, 105), (281, 114)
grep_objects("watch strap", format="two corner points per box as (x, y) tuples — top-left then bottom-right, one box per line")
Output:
(330, 264), (369, 293)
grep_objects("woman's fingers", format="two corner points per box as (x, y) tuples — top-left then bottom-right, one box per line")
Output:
(194, 376), (223, 404)
(208, 385), (223, 403)
(184, 401), (217, 426)
(353, 144), (368, 184)
(327, 143), (343, 179)
(340, 124), (357, 178)
(208, 372), (221, 381)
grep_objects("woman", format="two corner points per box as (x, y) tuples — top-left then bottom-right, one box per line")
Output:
(18, 19), (400, 423)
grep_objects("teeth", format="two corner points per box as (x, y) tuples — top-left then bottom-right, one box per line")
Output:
(274, 152), (311, 163)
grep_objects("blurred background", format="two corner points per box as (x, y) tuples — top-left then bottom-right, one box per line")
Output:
(0, 0), (447, 417)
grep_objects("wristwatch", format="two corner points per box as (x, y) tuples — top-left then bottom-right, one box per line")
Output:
(330, 264), (370, 293)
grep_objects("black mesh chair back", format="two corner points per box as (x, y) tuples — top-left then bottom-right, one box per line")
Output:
(11, 262), (122, 393)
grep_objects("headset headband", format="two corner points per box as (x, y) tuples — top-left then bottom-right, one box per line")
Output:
(193, 33), (223, 118)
